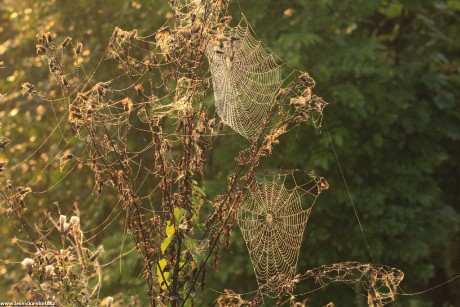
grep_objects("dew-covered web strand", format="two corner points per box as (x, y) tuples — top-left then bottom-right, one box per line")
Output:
(398, 274), (460, 296)
(3, 62), (71, 174)
(9, 111), (69, 172)
(323, 118), (375, 264)
(0, 61), (35, 104)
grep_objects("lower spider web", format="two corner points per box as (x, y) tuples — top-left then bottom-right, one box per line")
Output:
(237, 177), (316, 297)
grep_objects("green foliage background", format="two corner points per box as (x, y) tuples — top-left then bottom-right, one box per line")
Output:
(0, 0), (459, 305)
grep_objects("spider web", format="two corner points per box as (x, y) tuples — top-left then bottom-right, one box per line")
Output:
(206, 20), (283, 140)
(237, 174), (325, 297)
(0, 1), (407, 306)
(300, 262), (404, 306)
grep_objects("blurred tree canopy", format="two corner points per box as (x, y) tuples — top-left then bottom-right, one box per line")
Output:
(0, 0), (459, 306)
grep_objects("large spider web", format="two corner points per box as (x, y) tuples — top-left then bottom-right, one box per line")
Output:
(205, 20), (283, 140)
(237, 175), (324, 297)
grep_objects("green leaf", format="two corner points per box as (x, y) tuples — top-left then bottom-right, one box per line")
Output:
(379, 2), (403, 18)
(174, 207), (185, 224)
(166, 221), (175, 237)
(193, 185), (206, 197)
(157, 259), (170, 290)
(161, 236), (172, 254)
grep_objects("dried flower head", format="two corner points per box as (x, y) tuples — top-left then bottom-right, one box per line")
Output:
(75, 42), (83, 55)
(61, 36), (72, 48)
(17, 186), (32, 195)
(0, 160), (8, 172)
(69, 216), (80, 227)
(59, 215), (67, 234)
(0, 137), (10, 150)
(36, 44), (47, 56)
(21, 258), (34, 275)
(45, 264), (55, 276)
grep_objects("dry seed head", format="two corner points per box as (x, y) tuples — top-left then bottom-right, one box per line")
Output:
(21, 82), (34, 90)
(69, 216), (80, 226)
(0, 137), (10, 150)
(290, 97), (306, 108)
(60, 75), (69, 87)
(207, 118), (217, 128)
(106, 296), (114, 307)
(94, 82), (109, 96)
(144, 60), (153, 71)
(0, 160), (8, 172)
(17, 186), (32, 195)
(113, 27), (120, 38)
(21, 82), (36, 96)
(275, 88), (286, 101)
(134, 84), (147, 99)
(301, 87), (312, 101)
(63, 222), (70, 234)
(75, 42), (83, 55)
(299, 72), (316, 88)
(319, 177), (329, 191)
(36, 45), (47, 56)
(129, 29), (138, 41)
(122, 98), (133, 112)
(36, 34), (44, 43)
(45, 31), (52, 43)
(21, 258), (34, 275)
(6, 180), (12, 190)
(150, 52), (158, 64)
(61, 36), (72, 48)
(59, 215), (67, 234)
(59, 214), (66, 225)
(45, 264), (55, 276)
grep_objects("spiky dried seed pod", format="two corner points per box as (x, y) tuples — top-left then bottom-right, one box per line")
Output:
(208, 118), (217, 128)
(275, 88), (286, 101)
(45, 31), (52, 43)
(129, 29), (137, 41)
(299, 72), (315, 88)
(122, 98), (133, 112)
(113, 27), (120, 38)
(0, 138), (10, 150)
(0, 160), (8, 172)
(290, 97), (306, 108)
(61, 36), (72, 48)
(36, 44), (47, 56)
(17, 186), (32, 195)
(36, 34), (44, 43)
(301, 87), (312, 101)
(60, 75), (69, 87)
(75, 42), (83, 55)
(143, 60), (153, 71)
